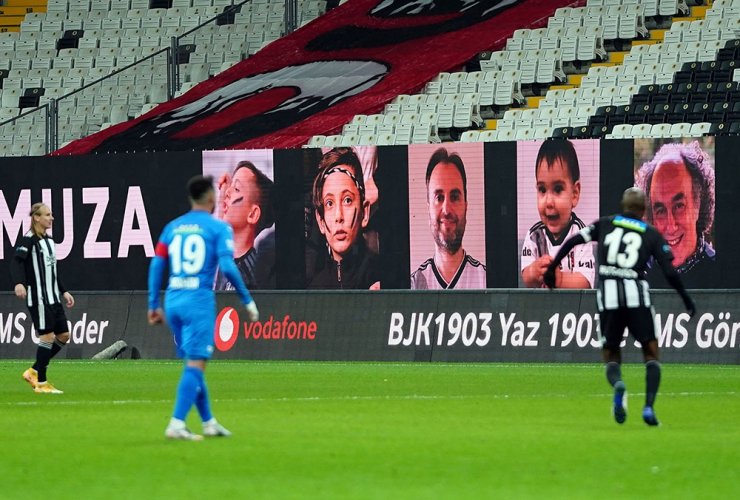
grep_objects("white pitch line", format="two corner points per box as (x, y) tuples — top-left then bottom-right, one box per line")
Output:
(2, 391), (736, 407)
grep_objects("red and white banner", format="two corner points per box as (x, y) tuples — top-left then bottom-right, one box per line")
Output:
(55, 0), (581, 154)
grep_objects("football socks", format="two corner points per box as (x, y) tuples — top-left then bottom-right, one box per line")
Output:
(173, 366), (202, 421)
(33, 340), (54, 383)
(606, 361), (622, 387)
(645, 360), (661, 408)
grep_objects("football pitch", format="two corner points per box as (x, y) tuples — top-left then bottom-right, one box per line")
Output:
(1, 361), (738, 499)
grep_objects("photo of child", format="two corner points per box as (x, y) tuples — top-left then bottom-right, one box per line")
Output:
(517, 139), (600, 289)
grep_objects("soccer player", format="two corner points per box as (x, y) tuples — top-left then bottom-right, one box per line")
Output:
(411, 147), (486, 289)
(11, 203), (75, 394)
(544, 187), (695, 426)
(148, 175), (259, 440)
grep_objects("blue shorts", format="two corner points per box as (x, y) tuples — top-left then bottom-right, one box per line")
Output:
(165, 305), (216, 360)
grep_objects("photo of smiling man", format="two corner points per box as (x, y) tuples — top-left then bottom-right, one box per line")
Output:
(634, 138), (716, 288)
(409, 144), (486, 290)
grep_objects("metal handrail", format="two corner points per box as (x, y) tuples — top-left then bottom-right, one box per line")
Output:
(1, 0), (304, 154)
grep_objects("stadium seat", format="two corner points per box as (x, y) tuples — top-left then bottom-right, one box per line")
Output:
(688, 121), (711, 136)
(607, 123), (633, 139)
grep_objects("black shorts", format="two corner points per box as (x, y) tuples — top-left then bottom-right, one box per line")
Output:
(599, 306), (656, 350)
(29, 303), (69, 335)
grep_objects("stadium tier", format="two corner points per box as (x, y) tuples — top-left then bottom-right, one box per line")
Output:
(0, 0), (737, 155)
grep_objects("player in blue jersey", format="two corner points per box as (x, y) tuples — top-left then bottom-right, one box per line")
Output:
(148, 175), (259, 441)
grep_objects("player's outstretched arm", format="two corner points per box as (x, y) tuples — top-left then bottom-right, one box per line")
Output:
(652, 234), (696, 317)
(544, 233), (586, 288)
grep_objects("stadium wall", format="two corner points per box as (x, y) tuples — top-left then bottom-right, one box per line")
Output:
(2, 138), (739, 363)
(2, 138), (739, 291)
(0, 290), (738, 363)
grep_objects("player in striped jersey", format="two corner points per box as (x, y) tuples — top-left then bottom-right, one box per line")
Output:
(545, 188), (695, 426)
(11, 203), (75, 394)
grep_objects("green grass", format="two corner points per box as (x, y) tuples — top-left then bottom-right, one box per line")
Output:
(1, 361), (738, 499)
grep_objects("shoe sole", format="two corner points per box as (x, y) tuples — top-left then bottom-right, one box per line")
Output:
(165, 431), (204, 441)
(203, 431), (232, 438)
(166, 435), (204, 441)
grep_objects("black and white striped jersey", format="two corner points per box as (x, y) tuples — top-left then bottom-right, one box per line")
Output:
(521, 214), (596, 288)
(579, 214), (677, 311)
(10, 230), (66, 308)
(411, 252), (486, 289)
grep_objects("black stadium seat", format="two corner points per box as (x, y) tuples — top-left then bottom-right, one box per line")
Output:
(709, 122), (731, 135)
(568, 126), (591, 139)
(627, 104), (651, 125)
(727, 101), (740, 122)
(648, 103), (671, 124)
(667, 102), (691, 122)
(590, 125), (610, 138)
(551, 127), (571, 139)
(676, 82), (697, 102)
(686, 102), (711, 122)
(708, 101), (731, 123)
(633, 84), (659, 105)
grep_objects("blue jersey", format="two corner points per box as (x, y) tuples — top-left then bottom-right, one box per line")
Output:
(148, 209), (253, 359)
(148, 209), (252, 311)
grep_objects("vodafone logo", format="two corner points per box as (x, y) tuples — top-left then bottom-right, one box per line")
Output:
(214, 307), (240, 352)
(213, 307), (318, 352)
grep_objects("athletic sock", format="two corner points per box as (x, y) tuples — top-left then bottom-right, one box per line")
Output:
(34, 341), (54, 383)
(50, 338), (66, 358)
(173, 366), (202, 421)
(645, 360), (661, 408)
(194, 371), (213, 423)
(606, 361), (622, 387)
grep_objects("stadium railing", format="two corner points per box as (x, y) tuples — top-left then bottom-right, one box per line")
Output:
(0, 0), (304, 155)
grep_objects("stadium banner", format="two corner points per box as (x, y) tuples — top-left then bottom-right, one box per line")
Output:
(54, 0), (580, 154)
(1, 291), (738, 364)
(3, 137), (740, 291)
(0, 152), (201, 290)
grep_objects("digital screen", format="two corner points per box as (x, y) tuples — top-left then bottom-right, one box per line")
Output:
(517, 139), (600, 289)
(408, 143), (486, 289)
(202, 149), (276, 290)
(633, 137), (717, 288)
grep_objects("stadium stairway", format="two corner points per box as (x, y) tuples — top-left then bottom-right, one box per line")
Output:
(0, 0), (46, 33)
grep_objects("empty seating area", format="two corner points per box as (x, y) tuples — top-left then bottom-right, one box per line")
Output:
(305, 0), (740, 147)
(0, 0), (327, 156)
(5, 1), (740, 155)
